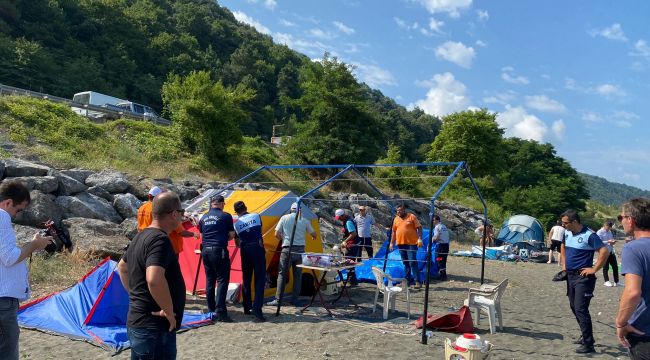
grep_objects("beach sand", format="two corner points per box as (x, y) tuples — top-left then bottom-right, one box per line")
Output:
(19, 256), (628, 359)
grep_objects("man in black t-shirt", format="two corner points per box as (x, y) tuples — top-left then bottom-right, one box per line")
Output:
(117, 191), (186, 360)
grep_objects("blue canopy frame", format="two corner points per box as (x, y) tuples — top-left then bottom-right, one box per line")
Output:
(212, 162), (488, 345)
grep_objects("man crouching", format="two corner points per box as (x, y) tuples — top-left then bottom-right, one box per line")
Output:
(118, 191), (186, 360)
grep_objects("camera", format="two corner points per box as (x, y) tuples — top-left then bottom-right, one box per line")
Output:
(41, 220), (73, 254)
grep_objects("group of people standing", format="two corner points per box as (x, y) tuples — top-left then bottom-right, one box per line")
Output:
(555, 198), (650, 358)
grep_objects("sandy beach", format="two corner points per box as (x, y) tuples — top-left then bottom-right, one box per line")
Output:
(19, 256), (629, 359)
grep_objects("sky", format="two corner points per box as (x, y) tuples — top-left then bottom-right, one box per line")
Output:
(218, 0), (650, 190)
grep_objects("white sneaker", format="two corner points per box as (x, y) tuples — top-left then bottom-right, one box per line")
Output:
(604, 281), (613, 287)
(613, 282), (619, 287)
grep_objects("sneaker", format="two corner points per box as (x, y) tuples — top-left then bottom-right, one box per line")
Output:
(252, 314), (266, 323)
(266, 299), (279, 306)
(244, 309), (252, 315)
(573, 336), (583, 345)
(215, 315), (235, 323)
(613, 282), (619, 287)
(575, 344), (595, 354)
(604, 281), (613, 287)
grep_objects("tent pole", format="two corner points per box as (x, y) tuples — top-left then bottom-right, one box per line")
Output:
(276, 203), (302, 316)
(421, 205), (435, 344)
(192, 251), (203, 298)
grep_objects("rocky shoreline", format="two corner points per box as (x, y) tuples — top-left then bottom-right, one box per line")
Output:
(3, 157), (487, 258)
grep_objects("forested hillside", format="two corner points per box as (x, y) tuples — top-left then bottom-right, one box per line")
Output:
(0, 0), (593, 228)
(580, 173), (650, 206)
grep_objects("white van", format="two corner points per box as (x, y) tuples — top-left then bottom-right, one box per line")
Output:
(71, 91), (126, 119)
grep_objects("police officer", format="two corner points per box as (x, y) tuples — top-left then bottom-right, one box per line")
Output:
(198, 195), (236, 322)
(233, 201), (266, 322)
(560, 209), (609, 354)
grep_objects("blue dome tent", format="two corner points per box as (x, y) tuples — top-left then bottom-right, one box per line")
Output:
(496, 214), (545, 251)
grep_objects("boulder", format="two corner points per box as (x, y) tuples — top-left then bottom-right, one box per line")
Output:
(13, 224), (42, 248)
(85, 171), (129, 193)
(87, 186), (114, 202)
(62, 218), (129, 258)
(2, 159), (50, 177)
(56, 173), (88, 195)
(113, 193), (141, 219)
(55, 192), (122, 223)
(166, 184), (199, 202)
(120, 217), (138, 240)
(318, 219), (340, 246)
(60, 169), (95, 184)
(14, 190), (63, 227)
(6, 176), (59, 194)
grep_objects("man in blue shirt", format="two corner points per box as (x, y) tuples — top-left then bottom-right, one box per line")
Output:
(233, 201), (266, 322)
(616, 198), (650, 359)
(560, 209), (609, 354)
(335, 209), (358, 285)
(198, 195), (235, 322)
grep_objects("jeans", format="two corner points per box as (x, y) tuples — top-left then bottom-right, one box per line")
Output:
(567, 272), (596, 346)
(627, 335), (650, 360)
(202, 246), (230, 315)
(0, 297), (19, 360)
(276, 246), (304, 303)
(602, 252), (619, 283)
(240, 244), (266, 314)
(398, 244), (419, 284)
(127, 327), (177, 360)
(358, 237), (373, 258)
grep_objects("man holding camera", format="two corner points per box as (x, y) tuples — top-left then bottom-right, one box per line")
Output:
(0, 181), (53, 360)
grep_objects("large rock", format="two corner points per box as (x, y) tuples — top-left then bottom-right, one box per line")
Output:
(3, 159), (50, 177)
(60, 169), (95, 184)
(120, 217), (138, 240)
(85, 171), (129, 193)
(87, 186), (114, 202)
(113, 193), (141, 219)
(166, 184), (199, 202)
(6, 176), (59, 194)
(14, 190), (63, 227)
(56, 173), (88, 195)
(13, 224), (42, 248)
(55, 192), (122, 223)
(62, 218), (129, 258)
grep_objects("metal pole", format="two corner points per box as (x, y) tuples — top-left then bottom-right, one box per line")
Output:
(276, 202), (302, 316)
(421, 205), (435, 344)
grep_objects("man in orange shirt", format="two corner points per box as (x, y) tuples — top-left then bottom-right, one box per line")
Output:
(137, 186), (196, 254)
(389, 203), (423, 288)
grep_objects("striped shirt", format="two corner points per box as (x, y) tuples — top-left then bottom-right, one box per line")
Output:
(0, 209), (31, 300)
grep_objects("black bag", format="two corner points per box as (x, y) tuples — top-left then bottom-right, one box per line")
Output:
(41, 220), (73, 254)
(552, 270), (567, 282)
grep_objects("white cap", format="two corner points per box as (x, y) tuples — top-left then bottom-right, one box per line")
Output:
(290, 202), (299, 211)
(148, 186), (163, 197)
(334, 209), (345, 218)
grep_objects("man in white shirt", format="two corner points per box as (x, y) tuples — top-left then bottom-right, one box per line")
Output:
(0, 181), (52, 359)
(598, 221), (619, 287)
(354, 206), (375, 259)
(433, 215), (450, 281)
(548, 220), (565, 265)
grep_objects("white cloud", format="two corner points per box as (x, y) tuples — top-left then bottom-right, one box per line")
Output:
(501, 66), (530, 85)
(412, 72), (470, 117)
(416, 0), (473, 18)
(476, 9), (489, 21)
(482, 91), (516, 105)
(595, 83), (625, 97)
(280, 19), (296, 27)
(581, 111), (602, 122)
(264, 0), (277, 10)
(475, 40), (487, 47)
(435, 41), (476, 68)
(630, 39), (650, 61)
(274, 32), (331, 57)
(552, 120), (566, 140)
(351, 62), (397, 88)
(524, 95), (566, 113)
(232, 11), (271, 35)
(589, 23), (627, 42)
(497, 105), (549, 142)
(309, 28), (334, 40)
(333, 21), (355, 35)
(428, 18), (445, 34)
(613, 110), (640, 120)
(394, 17), (419, 31)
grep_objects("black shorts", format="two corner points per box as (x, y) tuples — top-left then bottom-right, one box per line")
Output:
(549, 240), (562, 252)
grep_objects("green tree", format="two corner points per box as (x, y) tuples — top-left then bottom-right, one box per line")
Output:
(427, 109), (504, 177)
(161, 71), (252, 163)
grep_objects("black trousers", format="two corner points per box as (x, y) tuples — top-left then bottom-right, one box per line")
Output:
(358, 237), (373, 258)
(567, 272), (596, 346)
(240, 244), (266, 314)
(628, 335), (650, 360)
(602, 252), (619, 283)
(202, 246), (230, 315)
(436, 243), (450, 277)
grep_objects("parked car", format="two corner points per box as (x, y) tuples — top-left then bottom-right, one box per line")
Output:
(116, 101), (162, 122)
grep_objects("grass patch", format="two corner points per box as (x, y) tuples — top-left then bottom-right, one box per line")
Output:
(28, 251), (96, 298)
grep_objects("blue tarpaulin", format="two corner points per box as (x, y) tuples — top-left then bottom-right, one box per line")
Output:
(356, 229), (439, 283)
(18, 258), (212, 353)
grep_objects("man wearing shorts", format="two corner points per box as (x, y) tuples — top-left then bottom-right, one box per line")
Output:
(548, 220), (564, 264)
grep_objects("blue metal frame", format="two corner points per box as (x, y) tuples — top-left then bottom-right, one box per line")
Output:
(211, 162), (488, 344)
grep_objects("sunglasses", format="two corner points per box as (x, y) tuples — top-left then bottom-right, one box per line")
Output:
(617, 214), (630, 221)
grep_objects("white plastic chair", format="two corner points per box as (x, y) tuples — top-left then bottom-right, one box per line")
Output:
(371, 266), (410, 320)
(463, 278), (508, 334)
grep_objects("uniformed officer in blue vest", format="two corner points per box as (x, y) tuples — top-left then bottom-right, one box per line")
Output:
(198, 195), (236, 322)
(560, 209), (610, 354)
(233, 201), (267, 322)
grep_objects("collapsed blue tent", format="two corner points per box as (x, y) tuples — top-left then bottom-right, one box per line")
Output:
(18, 258), (212, 353)
(496, 214), (545, 250)
(356, 229), (439, 283)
